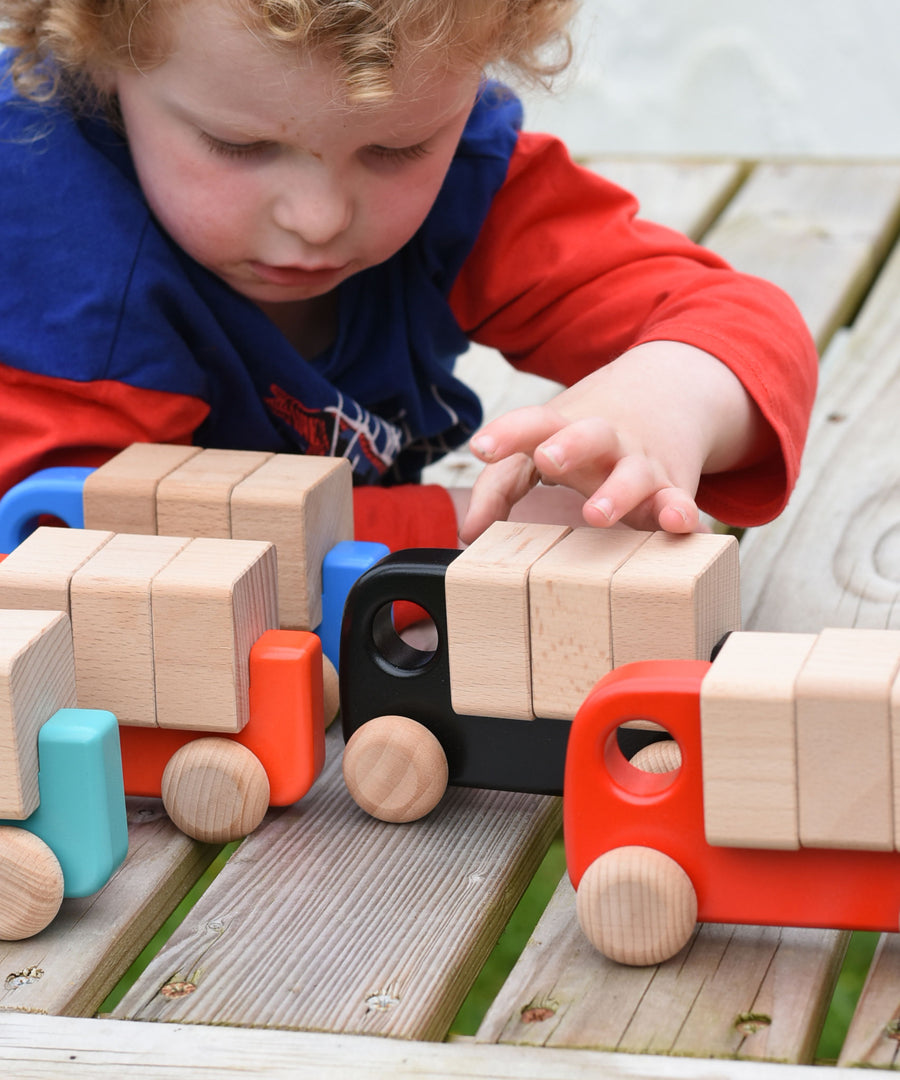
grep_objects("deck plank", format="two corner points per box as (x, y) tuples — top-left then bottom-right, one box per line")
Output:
(700, 161), (900, 349)
(0, 1013), (868, 1080)
(740, 241), (900, 633)
(110, 728), (560, 1040)
(838, 932), (900, 1067)
(476, 876), (845, 1062)
(0, 799), (219, 1018)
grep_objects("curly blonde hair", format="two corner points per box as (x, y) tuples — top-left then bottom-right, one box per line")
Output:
(1, 0), (576, 109)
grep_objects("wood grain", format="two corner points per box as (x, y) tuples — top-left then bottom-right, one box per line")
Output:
(82, 444), (202, 535)
(111, 727), (561, 1040)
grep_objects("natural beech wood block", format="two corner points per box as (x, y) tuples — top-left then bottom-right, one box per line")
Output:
(0, 610), (76, 820)
(575, 845), (697, 966)
(0, 527), (114, 615)
(893, 670), (900, 851)
(70, 533), (192, 727)
(82, 443), (202, 534)
(155, 448), (273, 539)
(0, 827), (64, 939)
(701, 631), (817, 850)
(231, 455), (353, 631)
(529, 527), (650, 720)
(445, 521), (570, 720)
(609, 531), (740, 667)
(161, 738), (270, 842)
(796, 627), (900, 851)
(151, 538), (278, 733)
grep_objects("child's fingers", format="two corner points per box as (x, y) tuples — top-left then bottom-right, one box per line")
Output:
(458, 453), (540, 545)
(469, 405), (578, 464)
(582, 456), (700, 533)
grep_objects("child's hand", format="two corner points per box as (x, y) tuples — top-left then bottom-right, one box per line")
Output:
(458, 341), (774, 545)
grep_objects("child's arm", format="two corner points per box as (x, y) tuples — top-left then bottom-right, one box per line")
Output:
(458, 340), (773, 544)
(448, 132), (818, 540)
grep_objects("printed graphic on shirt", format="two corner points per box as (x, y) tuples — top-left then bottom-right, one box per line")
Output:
(265, 384), (404, 482)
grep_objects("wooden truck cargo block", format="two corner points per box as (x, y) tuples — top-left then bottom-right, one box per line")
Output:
(893, 667), (900, 850)
(231, 455), (353, 631)
(0, 609), (76, 819)
(445, 521), (570, 720)
(609, 531), (740, 667)
(82, 443), (203, 534)
(701, 630), (817, 850)
(796, 627), (900, 851)
(529, 527), (651, 720)
(0, 527), (114, 615)
(151, 537), (279, 732)
(155, 448), (273, 539)
(70, 534), (192, 727)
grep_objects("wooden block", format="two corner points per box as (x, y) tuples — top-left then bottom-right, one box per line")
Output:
(609, 531), (740, 667)
(0, 609), (76, 819)
(82, 443), (203, 534)
(701, 631), (817, 849)
(151, 538), (278, 732)
(445, 521), (570, 720)
(894, 669), (900, 852)
(69, 533), (192, 727)
(230, 455), (353, 630)
(796, 627), (900, 850)
(529, 527), (651, 720)
(155, 448), (272, 538)
(0, 527), (114, 615)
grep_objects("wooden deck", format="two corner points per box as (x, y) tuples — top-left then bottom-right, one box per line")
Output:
(2, 158), (900, 1076)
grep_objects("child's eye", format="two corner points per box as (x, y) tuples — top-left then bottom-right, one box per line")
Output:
(200, 132), (274, 160)
(366, 143), (431, 164)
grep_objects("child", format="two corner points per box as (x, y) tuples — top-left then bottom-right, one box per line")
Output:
(0, 0), (817, 547)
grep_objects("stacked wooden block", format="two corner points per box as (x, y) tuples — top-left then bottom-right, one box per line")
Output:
(81, 443), (353, 632)
(445, 520), (741, 721)
(702, 628), (900, 851)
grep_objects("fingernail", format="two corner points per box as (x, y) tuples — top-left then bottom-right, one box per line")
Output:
(540, 443), (564, 470)
(590, 497), (614, 521)
(471, 436), (496, 460)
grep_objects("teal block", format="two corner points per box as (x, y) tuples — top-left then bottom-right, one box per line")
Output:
(0, 709), (128, 897)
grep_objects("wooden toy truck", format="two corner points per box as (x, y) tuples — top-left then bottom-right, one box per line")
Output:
(565, 628), (900, 966)
(0, 442), (389, 668)
(0, 608), (127, 940)
(339, 520), (740, 822)
(0, 526), (325, 844)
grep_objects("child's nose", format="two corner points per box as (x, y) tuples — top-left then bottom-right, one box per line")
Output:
(272, 174), (353, 247)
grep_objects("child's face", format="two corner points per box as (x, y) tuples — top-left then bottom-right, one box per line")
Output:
(112, 0), (480, 305)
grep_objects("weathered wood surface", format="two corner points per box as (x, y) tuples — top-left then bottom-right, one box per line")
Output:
(740, 243), (900, 634)
(700, 161), (900, 349)
(476, 875), (845, 1063)
(110, 727), (561, 1040)
(839, 933), (900, 1067)
(0, 799), (218, 1018)
(0, 1013), (870, 1080)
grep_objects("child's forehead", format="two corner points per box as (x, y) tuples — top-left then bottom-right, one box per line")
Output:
(168, 0), (477, 110)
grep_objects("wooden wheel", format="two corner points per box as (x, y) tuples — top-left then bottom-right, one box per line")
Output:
(342, 715), (448, 823)
(322, 654), (340, 729)
(629, 739), (682, 774)
(576, 845), (697, 966)
(0, 827), (65, 940)
(162, 738), (270, 843)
